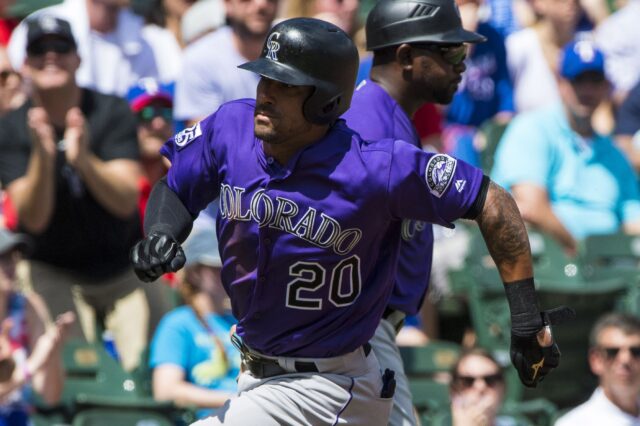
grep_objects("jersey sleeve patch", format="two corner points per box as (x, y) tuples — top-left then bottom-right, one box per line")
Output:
(174, 122), (202, 150)
(425, 154), (457, 198)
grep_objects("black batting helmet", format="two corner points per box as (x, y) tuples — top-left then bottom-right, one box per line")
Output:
(366, 0), (486, 51)
(238, 18), (359, 125)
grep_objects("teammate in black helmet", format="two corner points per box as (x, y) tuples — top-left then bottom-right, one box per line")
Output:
(343, 1), (573, 424)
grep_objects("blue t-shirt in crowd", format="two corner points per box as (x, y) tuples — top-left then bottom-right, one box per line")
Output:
(356, 55), (373, 85)
(491, 102), (640, 239)
(446, 23), (514, 128)
(486, 0), (520, 38)
(615, 79), (640, 138)
(150, 306), (241, 417)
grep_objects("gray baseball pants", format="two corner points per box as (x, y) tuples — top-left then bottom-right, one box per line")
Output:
(192, 344), (393, 425)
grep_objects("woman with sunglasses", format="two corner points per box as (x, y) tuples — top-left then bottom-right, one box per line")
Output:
(449, 348), (508, 426)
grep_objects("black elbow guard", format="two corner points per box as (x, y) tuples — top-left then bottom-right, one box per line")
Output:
(144, 178), (195, 243)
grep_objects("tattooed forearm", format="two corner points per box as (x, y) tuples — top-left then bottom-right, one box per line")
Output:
(476, 182), (533, 281)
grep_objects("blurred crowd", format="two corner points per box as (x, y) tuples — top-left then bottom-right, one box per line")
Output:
(0, 0), (637, 424)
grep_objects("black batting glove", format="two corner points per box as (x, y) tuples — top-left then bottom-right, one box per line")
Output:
(505, 279), (575, 388)
(130, 231), (186, 282)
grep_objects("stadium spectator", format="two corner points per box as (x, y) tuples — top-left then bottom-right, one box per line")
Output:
(127, 77), (174, 235)
(595, 0), (640, 105)
(7, 0), (170, 97)
(282, 0), (360, 36)
(181, 0), (226, 46)
(449, 348), (507, 426)
(138, 0), (184, 85)
(0, 16), (169, 371)
(556, 313), (640, 425)
(444, 0), (514, 167)
(0, 227), (75, 425)
(492, 39), (640, 254)
(0, 46), (24, 115)
(412, 103), (444, 153)
(149, 214), (240, 419)
(127, 78), (173, 189)
(173, 0), (278, 125)
(506, 0), (582, 112)
(0, 0), (17, 46)
(484, 0), (536, 37)
(142, 0), (196, 47)
(614, 78), (640, 173)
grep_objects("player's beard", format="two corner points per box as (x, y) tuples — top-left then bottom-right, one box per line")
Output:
(255, 125), (279, 144)
(254, 117), (314, 146)
(432, 78), (460, 104)
(433, 87), (455, 104)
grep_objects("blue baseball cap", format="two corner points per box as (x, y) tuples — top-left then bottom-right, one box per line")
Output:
(126, 78), (174, 112)
(560, 40), (606, 80)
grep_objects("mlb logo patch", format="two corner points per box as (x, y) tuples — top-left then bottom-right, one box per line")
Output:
(174, 122), (202, 150)
(425, 154), (457, 198)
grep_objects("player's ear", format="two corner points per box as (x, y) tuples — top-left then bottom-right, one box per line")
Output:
(395, 44), (413, 71)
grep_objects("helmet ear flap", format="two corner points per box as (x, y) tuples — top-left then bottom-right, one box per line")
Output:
(303, 92), (342, 125)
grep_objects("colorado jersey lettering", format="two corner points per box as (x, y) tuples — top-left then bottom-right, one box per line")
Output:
(161, 99), (483, 357)
(219, 185), (362, 255)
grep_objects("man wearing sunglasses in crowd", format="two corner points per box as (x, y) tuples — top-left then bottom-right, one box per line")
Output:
(342, 1), (485, 424)
(0, 16), (169, 372)
(557, 313), (640, 425)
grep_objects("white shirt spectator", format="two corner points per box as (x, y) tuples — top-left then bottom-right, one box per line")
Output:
(8, 0), (172, 97)
(595, 0), (640, 96)
(142, 23), (182, 83)
(556, 387), (640, 426)
(173, 25), (260, 122)
(506, 27), (560, 112)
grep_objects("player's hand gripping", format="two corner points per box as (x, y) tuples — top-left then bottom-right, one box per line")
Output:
(510, 306), (575, 387)
(130, 231), (186, 282)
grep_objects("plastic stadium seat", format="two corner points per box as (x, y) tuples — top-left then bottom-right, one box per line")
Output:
(400, 341), (461, 376)
(400, 342), (462, 415)
(581, 233), (640, 282)
(72, 408), (173, 426)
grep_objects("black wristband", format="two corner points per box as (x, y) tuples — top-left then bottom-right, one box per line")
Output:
(504, 278), (543, 338)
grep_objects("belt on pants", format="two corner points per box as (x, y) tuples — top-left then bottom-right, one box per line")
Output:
(232, 334), (372, 379)
(382, 307), (406, 334)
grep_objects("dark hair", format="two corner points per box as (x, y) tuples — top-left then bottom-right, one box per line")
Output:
(450, 347), (504, 389)
(139, 0), (166, 27)
(589, 313), (640, 348)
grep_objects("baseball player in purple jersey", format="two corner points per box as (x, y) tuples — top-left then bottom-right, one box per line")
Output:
(130, 17), (573, 426)
(342, 1), (485, 424)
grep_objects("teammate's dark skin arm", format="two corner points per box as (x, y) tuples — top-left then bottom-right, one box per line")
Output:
(474, 181), (533, 283)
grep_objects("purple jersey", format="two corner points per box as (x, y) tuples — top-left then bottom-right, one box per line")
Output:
(161, 99), (484, 358)
(343, 79), (434, 316)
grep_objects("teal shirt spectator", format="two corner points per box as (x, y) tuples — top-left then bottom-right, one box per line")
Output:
(491, 102), (640, 239)
(150, 306), (241, 418)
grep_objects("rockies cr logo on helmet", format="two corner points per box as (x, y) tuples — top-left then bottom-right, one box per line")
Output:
(266, 32), (281, 61)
